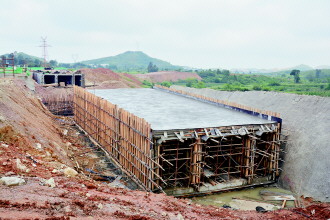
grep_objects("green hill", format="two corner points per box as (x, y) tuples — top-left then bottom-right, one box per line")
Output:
(1, 52), (43, 67)
(288, 64), (314, 71)
(1, 52), (42, 61)
(80, 51), (181, 71)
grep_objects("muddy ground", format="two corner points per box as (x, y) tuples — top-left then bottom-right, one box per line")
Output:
(0, 78), (329, 219)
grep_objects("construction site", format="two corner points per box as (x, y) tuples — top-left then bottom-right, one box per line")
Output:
(0, 67), (329, 219)
(33, 70), (85, 87)
(73, 85), (284, 196)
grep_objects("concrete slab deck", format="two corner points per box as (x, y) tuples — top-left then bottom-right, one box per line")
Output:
(91, 88), (274, 130)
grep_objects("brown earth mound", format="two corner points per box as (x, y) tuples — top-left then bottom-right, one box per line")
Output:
(80, 68), (142, 89)
(136, 71), (202, 83)
(0, 78), (73, 167)
(0, 78), (329, 219)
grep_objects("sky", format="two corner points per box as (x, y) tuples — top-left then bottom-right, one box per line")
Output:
(1, 0), (330, 69)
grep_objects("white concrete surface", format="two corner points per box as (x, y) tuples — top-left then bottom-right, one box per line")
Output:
(91, 88), (273, 130)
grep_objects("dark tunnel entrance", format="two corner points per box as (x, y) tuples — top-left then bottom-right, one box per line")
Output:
(58, 75), (73, 86)
(44, 75), (55, 84)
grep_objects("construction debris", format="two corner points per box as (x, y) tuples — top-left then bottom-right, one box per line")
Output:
(63, 167), (78, 177)
(0, 176), (26, 186)
(44, 177), (56, 188)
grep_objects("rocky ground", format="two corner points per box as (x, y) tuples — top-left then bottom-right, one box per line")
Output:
(0, 78), (329, 219)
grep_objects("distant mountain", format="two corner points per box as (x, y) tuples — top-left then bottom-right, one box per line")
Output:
(316, 65), (330, 69)
(231, 64), (315, 74)
(80, 51), (181, 71)
(288, 64), (313, 71)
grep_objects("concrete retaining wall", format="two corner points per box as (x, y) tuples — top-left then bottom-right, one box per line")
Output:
(172, 86), (330, 202)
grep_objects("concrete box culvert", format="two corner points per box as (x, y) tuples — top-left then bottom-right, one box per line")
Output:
(73, 86), (285, 196)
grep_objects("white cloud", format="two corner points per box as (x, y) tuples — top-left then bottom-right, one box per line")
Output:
(0, 0), (329, 68)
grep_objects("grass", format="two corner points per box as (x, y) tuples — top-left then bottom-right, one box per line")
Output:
(1, 67), (72, 77)
(172, 79), (330, 97)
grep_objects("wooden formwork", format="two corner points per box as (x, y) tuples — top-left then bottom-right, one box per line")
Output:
(154, 125), (282, 192)
(73, 86), (283, 195)
(41, 93), (74, 116)
(73, 86), (163, 192)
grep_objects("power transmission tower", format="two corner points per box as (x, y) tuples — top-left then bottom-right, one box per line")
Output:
(39, 37), (51, 67)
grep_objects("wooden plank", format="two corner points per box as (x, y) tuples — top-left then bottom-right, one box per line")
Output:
(72, 86), (164, 192)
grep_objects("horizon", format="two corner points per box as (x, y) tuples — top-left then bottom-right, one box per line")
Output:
(7, 50), (328, 71)
(1, 0), (329, 69)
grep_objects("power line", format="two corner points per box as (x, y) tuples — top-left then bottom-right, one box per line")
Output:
(39, 37), (51, 67)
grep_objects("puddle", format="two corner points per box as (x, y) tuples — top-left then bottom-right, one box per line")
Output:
(191, 186), (295, 210)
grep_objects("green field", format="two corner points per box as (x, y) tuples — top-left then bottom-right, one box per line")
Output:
(151, 69), (330, 97)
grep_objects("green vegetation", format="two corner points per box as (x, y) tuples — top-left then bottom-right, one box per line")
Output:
(290, 69), (301, 83)
(2, 51), (329, 97)
(171, 69), (330, 97)
(142, 80), (154, 88)
(147, 62), (159, 72)
(1, 52), (42, 67)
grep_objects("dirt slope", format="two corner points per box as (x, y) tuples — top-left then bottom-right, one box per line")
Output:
(0, 79), (328, 219)
(80, 68), (142, 89)
(136, 71), (202, 83)
(0, 78), (73, 166)
(172, 85), (330, 203)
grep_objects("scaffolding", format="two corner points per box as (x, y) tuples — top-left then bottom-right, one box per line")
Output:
(0, 54), (15, 77)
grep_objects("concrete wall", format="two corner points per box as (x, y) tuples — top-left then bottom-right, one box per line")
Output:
(172, 86), (330, 202)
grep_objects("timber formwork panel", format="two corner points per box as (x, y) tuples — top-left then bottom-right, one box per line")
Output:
(74, 86), (163, 191)
(41, 93), (74, 116)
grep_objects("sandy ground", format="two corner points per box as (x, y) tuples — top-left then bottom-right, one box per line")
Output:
(80, 68), (142, 89)
(135, 71), (202, 83)
(0, 79), (329, 219)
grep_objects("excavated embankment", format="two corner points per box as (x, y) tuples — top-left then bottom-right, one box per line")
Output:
(172, 86), (330, 203)
(0, 79), (328, 219)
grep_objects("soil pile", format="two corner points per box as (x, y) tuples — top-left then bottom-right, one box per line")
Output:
(0, 78), (73, 166)
(80, 68), (142, 89)
(136, 71), (202, 83)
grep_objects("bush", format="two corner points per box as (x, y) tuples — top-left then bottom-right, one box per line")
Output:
(238, 87), (250, 91)
(268, 81), (281, 86)
(325, 83), (330, 90)
(194, 81), (206, 88)
(253, 85), (262, 91)
(161, 81), (172, 88)
(142, 80), (153, 88)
